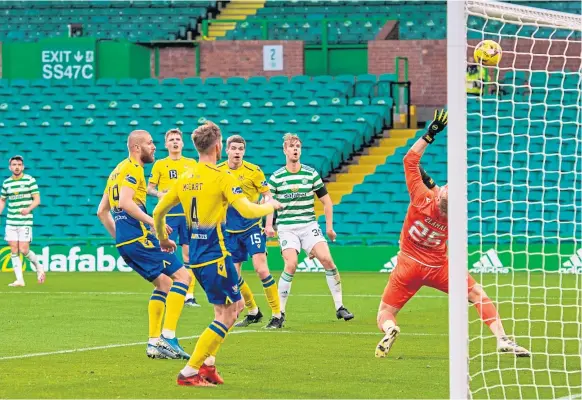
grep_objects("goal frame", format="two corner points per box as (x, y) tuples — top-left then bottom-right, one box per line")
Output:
(447, 1), (469, 398)
(447, 1), (582, 398)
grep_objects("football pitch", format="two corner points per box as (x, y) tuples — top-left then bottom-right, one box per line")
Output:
(1, 272), (579, 399)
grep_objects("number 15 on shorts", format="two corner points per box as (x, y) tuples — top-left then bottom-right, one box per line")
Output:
(250, 233), (262, 248)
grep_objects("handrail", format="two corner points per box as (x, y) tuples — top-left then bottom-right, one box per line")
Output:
(395, 56), (408, 82)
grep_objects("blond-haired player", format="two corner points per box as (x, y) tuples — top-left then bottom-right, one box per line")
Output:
(153, 121), (283, 386)
(217, 135), (283, 329)
(148, 128), (200, 307)
(266, 133), (354, 323)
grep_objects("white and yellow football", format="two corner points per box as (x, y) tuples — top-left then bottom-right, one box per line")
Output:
(474, 40), (502, 66)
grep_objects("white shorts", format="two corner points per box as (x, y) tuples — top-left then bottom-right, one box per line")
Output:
(5, 226), (33, 242)
(277, 221), (326, 255)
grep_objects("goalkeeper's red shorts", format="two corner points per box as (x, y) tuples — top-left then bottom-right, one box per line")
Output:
(381, 253), (477, 309)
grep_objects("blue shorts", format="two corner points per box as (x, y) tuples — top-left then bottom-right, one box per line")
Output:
(118, 236), (183, 282)
(192, 257), (242, 305)
(167, 215), (189, 246)
(225, 225), (266, 264)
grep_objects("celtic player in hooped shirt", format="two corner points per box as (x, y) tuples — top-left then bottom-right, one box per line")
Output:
(153, 121), (284, 387)
(0, 155), (44, 286)
(265, 133), (354, 323)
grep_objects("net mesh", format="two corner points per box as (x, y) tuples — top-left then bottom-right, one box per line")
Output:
(465, 1), (582, 398)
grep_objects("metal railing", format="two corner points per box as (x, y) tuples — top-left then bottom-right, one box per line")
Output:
(201, 16), (393, 44)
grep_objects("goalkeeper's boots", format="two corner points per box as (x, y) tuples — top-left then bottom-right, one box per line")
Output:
(8, 281), (25, 287)
(234, 309), (263, 327)
(199, 364), (224, 385)
(37, 271), (46, 284)
(498, 336), (531, 357)
(184, 296), (201, 307)
(160, 336), (190, 360)
(146, 341), (177, 359)
(177, 373), (216, 387)
(375, 325), (401, 358)
(264, 315), (284, 329)
(336, 306), (354, 321)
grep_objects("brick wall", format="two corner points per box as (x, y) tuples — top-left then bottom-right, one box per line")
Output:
(369, 39), (582, 107)
(468, 38), (581, 73)
(150, 41), (303, 79)
(368, 40), (448, 107)
(199, 41), (303, 78)
(150, 46), (197, 80)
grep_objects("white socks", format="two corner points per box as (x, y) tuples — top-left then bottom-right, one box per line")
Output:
(11, 254), (24, 283)
(181, 365), (199, 377)
(325, 268), (343, 310)
(278, 271), (294, 313)
(161, 329), (176, 339)
(248, 307), (259, 316)
(148, 338), (159, 345)
(24, 250), (43, 273)
(382, 319), (396, 334)
(205, 355), (216, 366)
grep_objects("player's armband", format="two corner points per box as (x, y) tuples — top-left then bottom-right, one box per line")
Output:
(419, 165), (436, 189)
(315, 186), (328, 198)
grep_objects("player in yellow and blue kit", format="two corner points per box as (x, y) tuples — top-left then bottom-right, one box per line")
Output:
(217, 135), (283, 329)
(96, 130), (192, 360)
(153, 122), (283, 387)
(148, 128), (200, 307)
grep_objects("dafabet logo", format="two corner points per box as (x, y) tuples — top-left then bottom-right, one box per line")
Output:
(0, 246), (131, 272)
(0, 247), (28, 271)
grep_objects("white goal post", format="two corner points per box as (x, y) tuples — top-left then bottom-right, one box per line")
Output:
(448, 0), (582, 399)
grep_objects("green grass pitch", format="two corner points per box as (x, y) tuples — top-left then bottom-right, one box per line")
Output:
(0, 272), (579, 399)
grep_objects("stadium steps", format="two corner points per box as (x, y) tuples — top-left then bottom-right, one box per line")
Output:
(208, 0), (265, 39)
(315, 128), (418, 217)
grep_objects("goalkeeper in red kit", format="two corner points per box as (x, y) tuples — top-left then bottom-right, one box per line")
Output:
(375, 110), (530, 358)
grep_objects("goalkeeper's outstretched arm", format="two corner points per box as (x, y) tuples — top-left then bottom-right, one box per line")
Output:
(404, 109), (447, 203)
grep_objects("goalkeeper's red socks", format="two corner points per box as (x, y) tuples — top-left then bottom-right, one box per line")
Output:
(473, 296), (500, 327)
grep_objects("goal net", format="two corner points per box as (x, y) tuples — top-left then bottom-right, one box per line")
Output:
(449, 0), (582, 398)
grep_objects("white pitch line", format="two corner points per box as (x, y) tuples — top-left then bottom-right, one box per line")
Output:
(0, 330), (446, 361)
(0, 291), (576, 300)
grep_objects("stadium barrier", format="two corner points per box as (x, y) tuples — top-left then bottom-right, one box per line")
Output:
(1, 243), (579, 274)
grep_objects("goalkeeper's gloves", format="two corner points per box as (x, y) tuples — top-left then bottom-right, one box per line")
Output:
(422, 109), (448, 144)
(419, 165), (436, 189)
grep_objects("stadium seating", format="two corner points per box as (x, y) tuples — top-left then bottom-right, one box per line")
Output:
(0, 74), (393, 239)
(218, 0), (581, 43)
(0, 1), (216, 42)
(2, 0), (578, 44)
(322, 69), (581, 244)
(220, 1), (446, 42)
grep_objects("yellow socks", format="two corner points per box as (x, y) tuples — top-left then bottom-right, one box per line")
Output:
(148, 290), (167, 338)
(261, 275), (281, 317)
(188, 320), (228, 369)
(238, 276), (258, 313)
(162, 281), (188, 336)
(187, 269), (196, 297)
